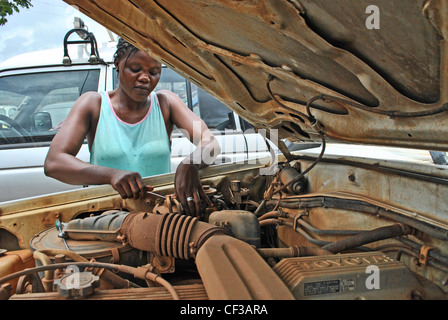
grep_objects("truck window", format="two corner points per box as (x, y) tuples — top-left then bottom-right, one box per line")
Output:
(156, 67), (236, 131)
(155, 67), (189, 105)
(190, 83), (235, 130)
(0, 69), (100, 146)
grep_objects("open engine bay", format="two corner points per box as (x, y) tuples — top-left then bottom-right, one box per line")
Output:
(1, 149), (448, 300)
(1, 0), (448, 302)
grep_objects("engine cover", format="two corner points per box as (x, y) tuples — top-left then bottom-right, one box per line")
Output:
(273, 251), (445, 300)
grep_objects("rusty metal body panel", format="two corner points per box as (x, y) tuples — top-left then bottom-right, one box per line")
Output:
(0, 250), (34, 294)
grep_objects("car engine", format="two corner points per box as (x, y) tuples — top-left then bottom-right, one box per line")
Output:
(1, 153), (447, 300)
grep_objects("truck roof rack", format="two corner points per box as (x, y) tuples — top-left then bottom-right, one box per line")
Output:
(62, 28), (104, 65)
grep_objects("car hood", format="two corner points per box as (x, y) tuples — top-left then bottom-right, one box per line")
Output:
(65, 0), (448, 151)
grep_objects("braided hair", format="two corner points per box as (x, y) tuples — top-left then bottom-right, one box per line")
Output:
(114, 37), (139, 66)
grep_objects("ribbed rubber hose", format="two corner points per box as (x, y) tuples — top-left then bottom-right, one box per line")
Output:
(118, 212), (229, 259)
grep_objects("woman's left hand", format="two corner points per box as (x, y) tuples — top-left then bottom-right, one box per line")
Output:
(174, 162), (213, 218)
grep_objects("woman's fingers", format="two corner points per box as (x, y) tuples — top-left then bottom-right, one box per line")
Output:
(179, 192), (192, 216)
(198, 186), (213, 208)
(194, 192), (201, 218)
(178, 189), (211, 218)
(110, 170), (148, 199)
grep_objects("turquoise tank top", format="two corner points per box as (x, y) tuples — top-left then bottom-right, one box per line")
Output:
(90, 91), (171, 177)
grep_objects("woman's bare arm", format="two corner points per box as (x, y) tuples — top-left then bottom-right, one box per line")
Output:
(157, 90), (221, 216)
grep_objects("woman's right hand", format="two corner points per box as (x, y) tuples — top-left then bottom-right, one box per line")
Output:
(109, 169), (150, 199)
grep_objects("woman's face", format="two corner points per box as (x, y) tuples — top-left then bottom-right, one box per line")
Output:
(116, 49), (162, 101)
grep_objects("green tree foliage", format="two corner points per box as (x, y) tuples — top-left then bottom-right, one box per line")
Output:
(0, 0), (32, 26)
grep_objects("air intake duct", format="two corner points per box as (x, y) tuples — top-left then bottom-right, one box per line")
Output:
(118, 212), (229, 260)
(119, 211), (294, 300)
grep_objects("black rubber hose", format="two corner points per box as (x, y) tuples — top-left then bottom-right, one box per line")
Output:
(322, 223), (415, 254)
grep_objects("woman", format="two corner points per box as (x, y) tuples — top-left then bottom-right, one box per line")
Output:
(44, 38), (220, 217)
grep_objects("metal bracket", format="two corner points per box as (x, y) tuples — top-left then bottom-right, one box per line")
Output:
(419, 245), (435, 265)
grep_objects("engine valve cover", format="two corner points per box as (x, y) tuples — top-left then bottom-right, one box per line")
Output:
(273, 251), (445, 300)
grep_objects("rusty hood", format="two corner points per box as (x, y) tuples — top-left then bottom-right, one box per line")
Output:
(65, 0), (448, 151)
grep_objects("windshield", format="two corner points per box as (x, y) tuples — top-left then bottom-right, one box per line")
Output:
(0, 69), (100, 146)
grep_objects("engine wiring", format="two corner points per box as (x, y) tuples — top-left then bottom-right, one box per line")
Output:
(265, 71), (448, 201)
(265, 70), (448, 198)
(256, 193), (448, 273)
(306, 94), (448, 119)
(267, 74), (448, 120)
(262, 78), (329, 200)
(259, 79), (448, 277)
